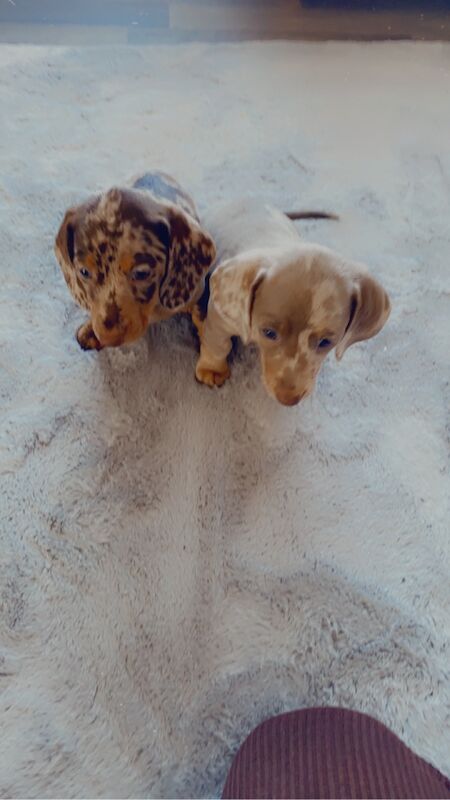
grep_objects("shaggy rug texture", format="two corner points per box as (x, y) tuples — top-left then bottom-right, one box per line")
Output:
(0, 41), (449, 798)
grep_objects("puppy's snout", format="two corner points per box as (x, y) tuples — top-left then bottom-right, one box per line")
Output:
(102, 302), (121, 331)
(92, 320), (125, 347)
(275, 389), (306, 407)
(282, 394), (302, 406)
(92, 303), (127, 346)
(95, 331), (123, 348)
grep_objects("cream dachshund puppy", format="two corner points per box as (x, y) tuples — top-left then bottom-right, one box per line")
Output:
(194, 199), (390, 406)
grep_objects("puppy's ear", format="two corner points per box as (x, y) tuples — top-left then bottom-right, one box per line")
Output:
(55, 206), (90, 309)
(55, 207), (77, 268)
(158, 208), (216, 311)
(336, 272), (391, 360)
(55, 196), (100, 310)
(210, 256), (267, 343)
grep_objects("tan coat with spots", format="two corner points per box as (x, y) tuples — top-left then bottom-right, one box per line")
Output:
(55, 172), (216, 350)
(195, 199), (391, 406)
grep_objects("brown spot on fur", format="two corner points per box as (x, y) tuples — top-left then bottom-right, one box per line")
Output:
(120, 253), (134, 274)
(84, 253), (96, 272)
(198, 241), (214, 267)
(103, 302), (121, 330)
(98, 219), (122, 240)
(169, 212), (190, 242)
(120, 190), (170, 245)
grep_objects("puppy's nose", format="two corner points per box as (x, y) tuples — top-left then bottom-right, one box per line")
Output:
(281, 394), (302, 406)
(276, 390), (305, 406)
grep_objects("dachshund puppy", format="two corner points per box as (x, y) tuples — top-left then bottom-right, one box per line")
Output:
(194, 199), (390, 406)
(55, 172), (215, 350)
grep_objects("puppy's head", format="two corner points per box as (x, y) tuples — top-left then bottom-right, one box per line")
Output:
(211, 245), (390, 406)
(55, 188), (215, 348)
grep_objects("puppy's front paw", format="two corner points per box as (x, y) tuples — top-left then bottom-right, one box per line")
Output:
(76, 322), (102, 351)
(195, 362), (230, 388)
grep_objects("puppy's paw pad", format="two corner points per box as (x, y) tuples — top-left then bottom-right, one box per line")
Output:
(76, 323), (102, 351)
(195, 364), (230, 388)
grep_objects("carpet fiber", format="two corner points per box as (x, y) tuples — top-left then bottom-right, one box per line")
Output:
(0, 42), (449, 797)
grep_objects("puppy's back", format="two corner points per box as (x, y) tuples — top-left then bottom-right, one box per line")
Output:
(203, 198), (300, 265)
(132, 171), (198, 220)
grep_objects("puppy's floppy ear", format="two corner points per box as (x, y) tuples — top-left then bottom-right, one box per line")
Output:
(158, 208), (216, 311)
(210, 256), (267, 343)
(55, 195), (101, 310)
(55, 194), (100, 269)
(55, 206), (91, 309)
(336, 272), (391, 360)
(55, 207), (77, 268)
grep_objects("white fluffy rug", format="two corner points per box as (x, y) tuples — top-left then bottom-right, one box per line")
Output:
(0, 41), (449, 798)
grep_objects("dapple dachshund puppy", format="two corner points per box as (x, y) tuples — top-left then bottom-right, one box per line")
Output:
(194, 199), (390, 406)
(55, 172), (216, 350)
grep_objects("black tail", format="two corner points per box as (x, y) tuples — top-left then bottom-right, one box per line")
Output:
(285, 210), (339, 221)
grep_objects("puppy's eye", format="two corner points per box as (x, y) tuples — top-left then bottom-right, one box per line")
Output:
(262, 328), (278, 341)
(318, 338), (332, 349)
(130, 267), (152, 282)
(79, 267), (91, 279)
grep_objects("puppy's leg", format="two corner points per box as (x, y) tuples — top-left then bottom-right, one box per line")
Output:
(195, 303), (232, 388)
(196, 348), (231, 388)
(76, 320), (103, 351)
(190, 302), (205, 340)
